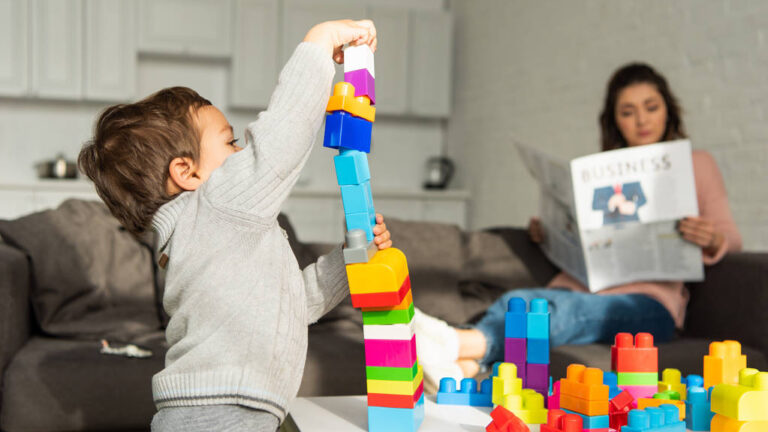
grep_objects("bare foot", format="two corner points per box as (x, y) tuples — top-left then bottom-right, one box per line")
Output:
(457, 359), (480, 378)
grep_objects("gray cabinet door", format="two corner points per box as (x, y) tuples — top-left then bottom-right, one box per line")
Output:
(229, 0), (278, 109)
(367, 5), (409, 115)
(84, 0), (137, 101)
(0, 0), (28, 96)
(31, 0), (83, 99)
(409, 9), (452, 117)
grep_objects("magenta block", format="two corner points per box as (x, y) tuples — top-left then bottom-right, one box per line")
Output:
(504, 337), (526, 364)
(526, 363), (549, 390)
(344, 69), (376, 105)
(364, 335), (417, 368)
(548, 380), (560, 409)
(618, 384), (656, 405)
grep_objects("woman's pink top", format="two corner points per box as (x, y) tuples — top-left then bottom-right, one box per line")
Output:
(547, 150), (743, 328)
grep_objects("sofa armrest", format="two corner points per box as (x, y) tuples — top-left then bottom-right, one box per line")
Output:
(0, 243), (32, 380)
(684, 252), (768, 357)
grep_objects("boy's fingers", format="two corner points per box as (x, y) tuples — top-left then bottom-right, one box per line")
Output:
(376, 213), (384, 224)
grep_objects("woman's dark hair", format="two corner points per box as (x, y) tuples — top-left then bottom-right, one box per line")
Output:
(599, 63), (687, 151)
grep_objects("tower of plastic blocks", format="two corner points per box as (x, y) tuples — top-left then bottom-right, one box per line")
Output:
(323, 45), (423, 432)
(558, 364), (610, 431)
(710, 368), (768, 431)
(704, 340), (747, 390)
(612, 332), (658, 402)
(490, 362), (548, 424)
(504, 297), (550, 397)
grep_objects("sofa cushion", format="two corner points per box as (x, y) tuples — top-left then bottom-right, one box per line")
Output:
(0, 333), (166, 431)
(0, 199), (159, 341)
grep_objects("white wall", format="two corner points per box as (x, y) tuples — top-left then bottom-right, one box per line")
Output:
(447, 0), (768, 251)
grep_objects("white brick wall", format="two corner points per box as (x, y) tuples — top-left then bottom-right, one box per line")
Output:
(447, 0), (768, 251)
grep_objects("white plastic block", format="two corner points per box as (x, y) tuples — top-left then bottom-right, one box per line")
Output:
(344, 44), (375, 77)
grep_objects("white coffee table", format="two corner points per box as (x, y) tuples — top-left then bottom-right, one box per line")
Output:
(288, 395), (542, 432)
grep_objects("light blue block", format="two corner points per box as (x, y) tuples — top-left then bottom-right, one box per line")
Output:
(684, 374), (703, 388)
(365, 180), (376, 216)
(561, 408), (609, 429)
(368, 393), (425, 432)
(340, 181), (372, 214)
(436, 378), (492, 407)
(622, 406), (685, 432)
(345, 212), (374, 241)
(504, 297), (527, 338)
(527, 337), (549, 364)
(685, 387), (714, 431)
(526, 298), (550, 339)
(334, 149), (370, 185)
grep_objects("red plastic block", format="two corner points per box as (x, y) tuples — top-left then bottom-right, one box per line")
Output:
(486, 405), (529, 432)
(609, 390), (634, 430)
(611, 333), (658, 373)
(541, 409), (583, 432)
(368, 380), (423, 409)
(351, 276), (411, 308)
(560, 364), (609, 400)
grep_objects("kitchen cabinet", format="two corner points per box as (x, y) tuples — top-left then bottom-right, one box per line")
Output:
(30, 0), (83, 99)
(84, 0), (137, 101)
(409, 9), (452, 117)
(0, 0), (28, 97)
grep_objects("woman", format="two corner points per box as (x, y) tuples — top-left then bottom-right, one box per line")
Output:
(415, 63), (743, 387)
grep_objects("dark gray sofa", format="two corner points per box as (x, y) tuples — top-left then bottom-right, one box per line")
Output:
(1, 202), (766, 431)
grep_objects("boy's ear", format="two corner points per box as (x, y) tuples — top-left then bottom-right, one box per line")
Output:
(168, 156), (202, 192)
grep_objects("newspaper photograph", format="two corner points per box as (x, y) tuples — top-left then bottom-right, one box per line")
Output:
(517, 140), (704, 292)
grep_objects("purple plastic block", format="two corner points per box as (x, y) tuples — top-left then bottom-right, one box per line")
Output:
(364, 335), (417, 368)
(527, 363), (549, 390)
(504, 338), (526, 364)
(344, 69), (376, 105)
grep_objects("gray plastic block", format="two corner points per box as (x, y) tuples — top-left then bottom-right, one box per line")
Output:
(343, 229), (377, 264)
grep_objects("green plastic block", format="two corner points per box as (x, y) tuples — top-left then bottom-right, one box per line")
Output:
(617, 372), (658, 386)
(362, 303), (415, 325)
(366, 363), (420, 381)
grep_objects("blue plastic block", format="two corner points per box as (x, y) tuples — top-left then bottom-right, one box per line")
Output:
(334, 149), (370, 185)
(436, 378), (493, 407)
(504, 297), (526, 338)
(368, 393), (425, 432)
(345, 212), (374, 241)
(527, 337), (549, 364)
(561, 408), (609, 429)
(340, 181), (372, 215)
(622, 406), (685, 432)
(491, 362), (502, 377)
(323, 111), (372, 152)
(526, 298), (550, 339)
(684, 374), (703, 388)
(685, 387), (713, 431)
(603, 371), (622, 399)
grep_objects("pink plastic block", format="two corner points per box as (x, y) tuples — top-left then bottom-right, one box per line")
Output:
(527, 363), (549, 390)
(618, 384), (656, 406)
(505, 337), (527, 364)
(344, 69), (376, 105)
(364, 335), (417, 368)
(548, 380), (561, 409)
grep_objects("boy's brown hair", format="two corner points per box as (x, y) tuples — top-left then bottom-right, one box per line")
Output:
(79, 87), (211, 235)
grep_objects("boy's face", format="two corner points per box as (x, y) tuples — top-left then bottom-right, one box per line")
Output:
(194, 105), (243, 184)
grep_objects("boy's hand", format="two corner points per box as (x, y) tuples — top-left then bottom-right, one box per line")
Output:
(372, 213), (392, 250)
(303, 19), (377, 64)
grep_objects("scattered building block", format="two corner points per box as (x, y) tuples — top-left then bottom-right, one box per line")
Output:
(561, 364), (609, 401)
(541, 409), (582, 432)
(711, 413), (768, 432)
(685, 374), (704, 389)
(610, 390), (634, 430)
(705, 340), (747, 390)
(486, 405), (529, 432)
(560, 408), (609, 429)
(492, 363), (523, 406)
(658, 368), (686, 400)
(637, 397), (686, 420)
(711, 368), (768, 421)
(436, 377), (493, 407)
(611, 332), (658, 373)
(559, 393), (609, 416)
(686, 386), (714, 431)
(621, 405), (685, 432)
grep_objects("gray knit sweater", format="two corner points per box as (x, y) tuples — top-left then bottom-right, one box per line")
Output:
(150, 43), (348, 420)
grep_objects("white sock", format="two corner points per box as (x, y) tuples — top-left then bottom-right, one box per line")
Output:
(413, 308), (463, 389)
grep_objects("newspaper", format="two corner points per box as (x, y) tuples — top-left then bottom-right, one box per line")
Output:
(517, 140), (704, 292)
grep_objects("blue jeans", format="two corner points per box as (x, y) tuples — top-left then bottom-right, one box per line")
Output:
(473, 288), (676, 367)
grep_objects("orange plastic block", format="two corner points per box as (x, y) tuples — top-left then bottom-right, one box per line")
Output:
(611, 332), (658, 373)
(346, 248), (408, 295)
(362, 289), (412, 312)
(559, 393), (609, 416)
(637, 398), (686, 419)
(486, 405), (530, 432)
(704, 340), (747, 390)
(560, 364), (609, 400)
(541, 409), (583, 432)
(711, 368), (768, 421)
(711, 413), (768, 432)
(326, 82), (376, 122)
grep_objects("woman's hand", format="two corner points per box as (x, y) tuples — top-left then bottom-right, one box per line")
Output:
(372, 213), (392, 250)
(303, 19), (377, 64)
(679, 216), (724, 256)
(528, 217), (544, 243)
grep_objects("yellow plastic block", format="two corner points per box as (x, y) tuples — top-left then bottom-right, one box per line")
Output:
(366, 365), (422, 396)
(501, 389), (548, 424)
(492, 363), (522, 406)
(346, 248), (408, 295)
(711, 414), (768, 432)
(658, 368), (687, 400)
(711, 368), (768, 421)
(637, 398), (686, 419)
(326, 82), (376, 122)
(705, 340), (747, 389)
